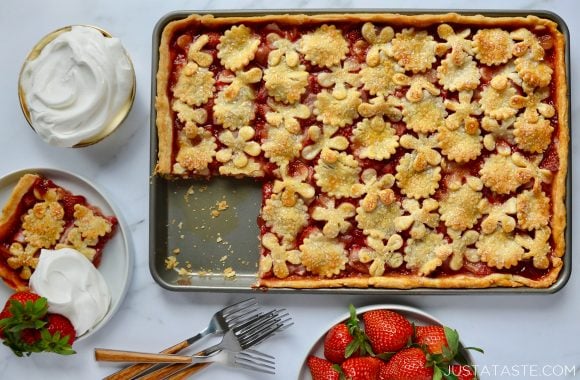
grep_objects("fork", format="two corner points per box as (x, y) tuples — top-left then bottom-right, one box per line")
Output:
(103, 298), (259, 380)
(97, 309), (292, 379)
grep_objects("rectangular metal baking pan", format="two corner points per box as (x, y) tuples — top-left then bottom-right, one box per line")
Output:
(149, 9), (571, 294)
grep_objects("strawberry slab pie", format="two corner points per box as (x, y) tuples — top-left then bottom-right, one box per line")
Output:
(154, 13), (569, 289)
(0, 173), (118, 291)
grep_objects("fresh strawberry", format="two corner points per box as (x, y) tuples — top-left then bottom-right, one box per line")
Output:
(45, 314), (76, 346)
(325, 305), (373, 364)
(341, 357), (381, 380)
(362, 310), (413, 354)
(380, 347), (434, 380)
(324, 323), (354, 364)
(415, 325), (448, 354)
(0, 293), (76, 356)
(307, 355), (340, 380)
(448, 364), (476, 380)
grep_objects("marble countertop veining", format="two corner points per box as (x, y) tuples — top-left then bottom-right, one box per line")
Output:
(0, 0), (578, 379)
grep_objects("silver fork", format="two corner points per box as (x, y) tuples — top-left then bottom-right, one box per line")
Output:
(96, 309), (292, 379)
(102, 298), (259, 380)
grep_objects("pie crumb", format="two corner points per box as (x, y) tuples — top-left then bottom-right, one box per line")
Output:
(224, 267), (236, 278)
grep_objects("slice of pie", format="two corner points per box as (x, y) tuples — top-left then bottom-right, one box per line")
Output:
(0, 174), (117, 290)
(155, 13), (568, 289)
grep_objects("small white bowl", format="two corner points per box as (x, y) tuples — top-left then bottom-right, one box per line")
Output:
(18, 25), (136, 148)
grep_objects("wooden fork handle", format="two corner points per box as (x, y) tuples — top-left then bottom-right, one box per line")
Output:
(138, 351), (210, 380)
(95, 348), (192, 364)
(102, 340), (190, 380)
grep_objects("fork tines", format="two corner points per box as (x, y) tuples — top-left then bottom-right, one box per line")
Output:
(234, 351), (276, 374)
(234, 309), (293, 348)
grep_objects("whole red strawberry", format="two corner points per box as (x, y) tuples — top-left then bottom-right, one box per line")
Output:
(342, 357), (381, 380)
(448, 364), (476, 380)
(362, 310), (413, 354)
(45, 314), (76, 346)
(307, 355), (339, 380)
(324, 323), (354, 364)
(415, 325), (448, 354)
(380, 347), (434, 380)
(2, 291), (42, 314)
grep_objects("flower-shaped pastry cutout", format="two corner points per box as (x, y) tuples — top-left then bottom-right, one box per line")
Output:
(56, 228), (97, 261)
(509, 87), (555, 124)
(187, 35), (213, 67)
(262, 126), (303, 166)
(217, 25), (260, 71)
(260, 233), (301, 279)
(359, 235), (404, 276)
(358, 95), (402, 122)
(312, 198), (356, 238)
(517, 187), (550, 231)
(389, 28), (438, 73)
(522, 154), (553, 190)
(314, 88), (361, 127)
(360, 56), (404, 97)
(262, 194), (309, 243)
(216, 126), (263, 177)
(479, 76), (518, 120)
(351, 169), (396, 213)
(513, 116), (553, 153)
(266, 33), (301, 67)
(437, 55), (481, 92)
(173, 129), (217, 176)
(511, 28), (552, 90)
(396, 152), (441, 200)
(22, 192), (65, 249)
(435, 24), (473, 66)
(402, 92), (446, 134)
(481, 116), (515, 151)
(479, 146), (533, 194)
(477, 228), (523, 270)
(479, 197), (517, 235)
(439, 175), (484, 231)
(516, 227), (551, 269)
(298, 24), (349, 68)
(302, 124), (349, 161)
(173, 62), (215, 107)
(395, 198), (440, 239)
(448, 229), (480, 271)
(445, 91), (482, 131)
(213, 68), (262, 130)
(318, 59), (361, 98)
(404, 231), (452, 276)
(351, 116), (399, 161)
(265, 99), (311, 134)
(8, 243), (39, 280)
(361, 22), (395, 67)
(72, 204), (112, 241)
(172, 101), (207, 139)
(299, 230), (348, 277)
(472, 28), (514, 66)
(264, 60), (308, 104)
(272, 163), (315, 207)
(399, 134), (441, 170)
(356, 196), (401, 239)
(393, 73), (440, 103)
(314, 151), (361, 198)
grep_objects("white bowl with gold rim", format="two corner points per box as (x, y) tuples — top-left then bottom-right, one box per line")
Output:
(18, 25), (136, 148)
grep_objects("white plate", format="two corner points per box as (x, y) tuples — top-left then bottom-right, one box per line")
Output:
(0, 167), (133, 342)
(297, 304), (475, 380)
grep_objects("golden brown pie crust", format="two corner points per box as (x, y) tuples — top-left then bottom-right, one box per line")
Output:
(155, 12), (568, 290)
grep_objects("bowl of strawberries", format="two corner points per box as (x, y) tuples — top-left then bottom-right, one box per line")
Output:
(300, 304), (482, 380)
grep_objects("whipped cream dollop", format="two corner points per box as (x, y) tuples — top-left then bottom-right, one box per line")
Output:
(29, 248), (111, 336)
(20, 25), (134, 147)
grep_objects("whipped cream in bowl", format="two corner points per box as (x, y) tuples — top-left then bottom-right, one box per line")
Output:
(29, 248), (112, 337)
(18, 25), (135, 147)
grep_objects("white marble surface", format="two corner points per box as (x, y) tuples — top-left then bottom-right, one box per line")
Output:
(0, 0), (578, 379)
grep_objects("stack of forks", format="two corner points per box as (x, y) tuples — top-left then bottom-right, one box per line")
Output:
(95, 298), (292, 379)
